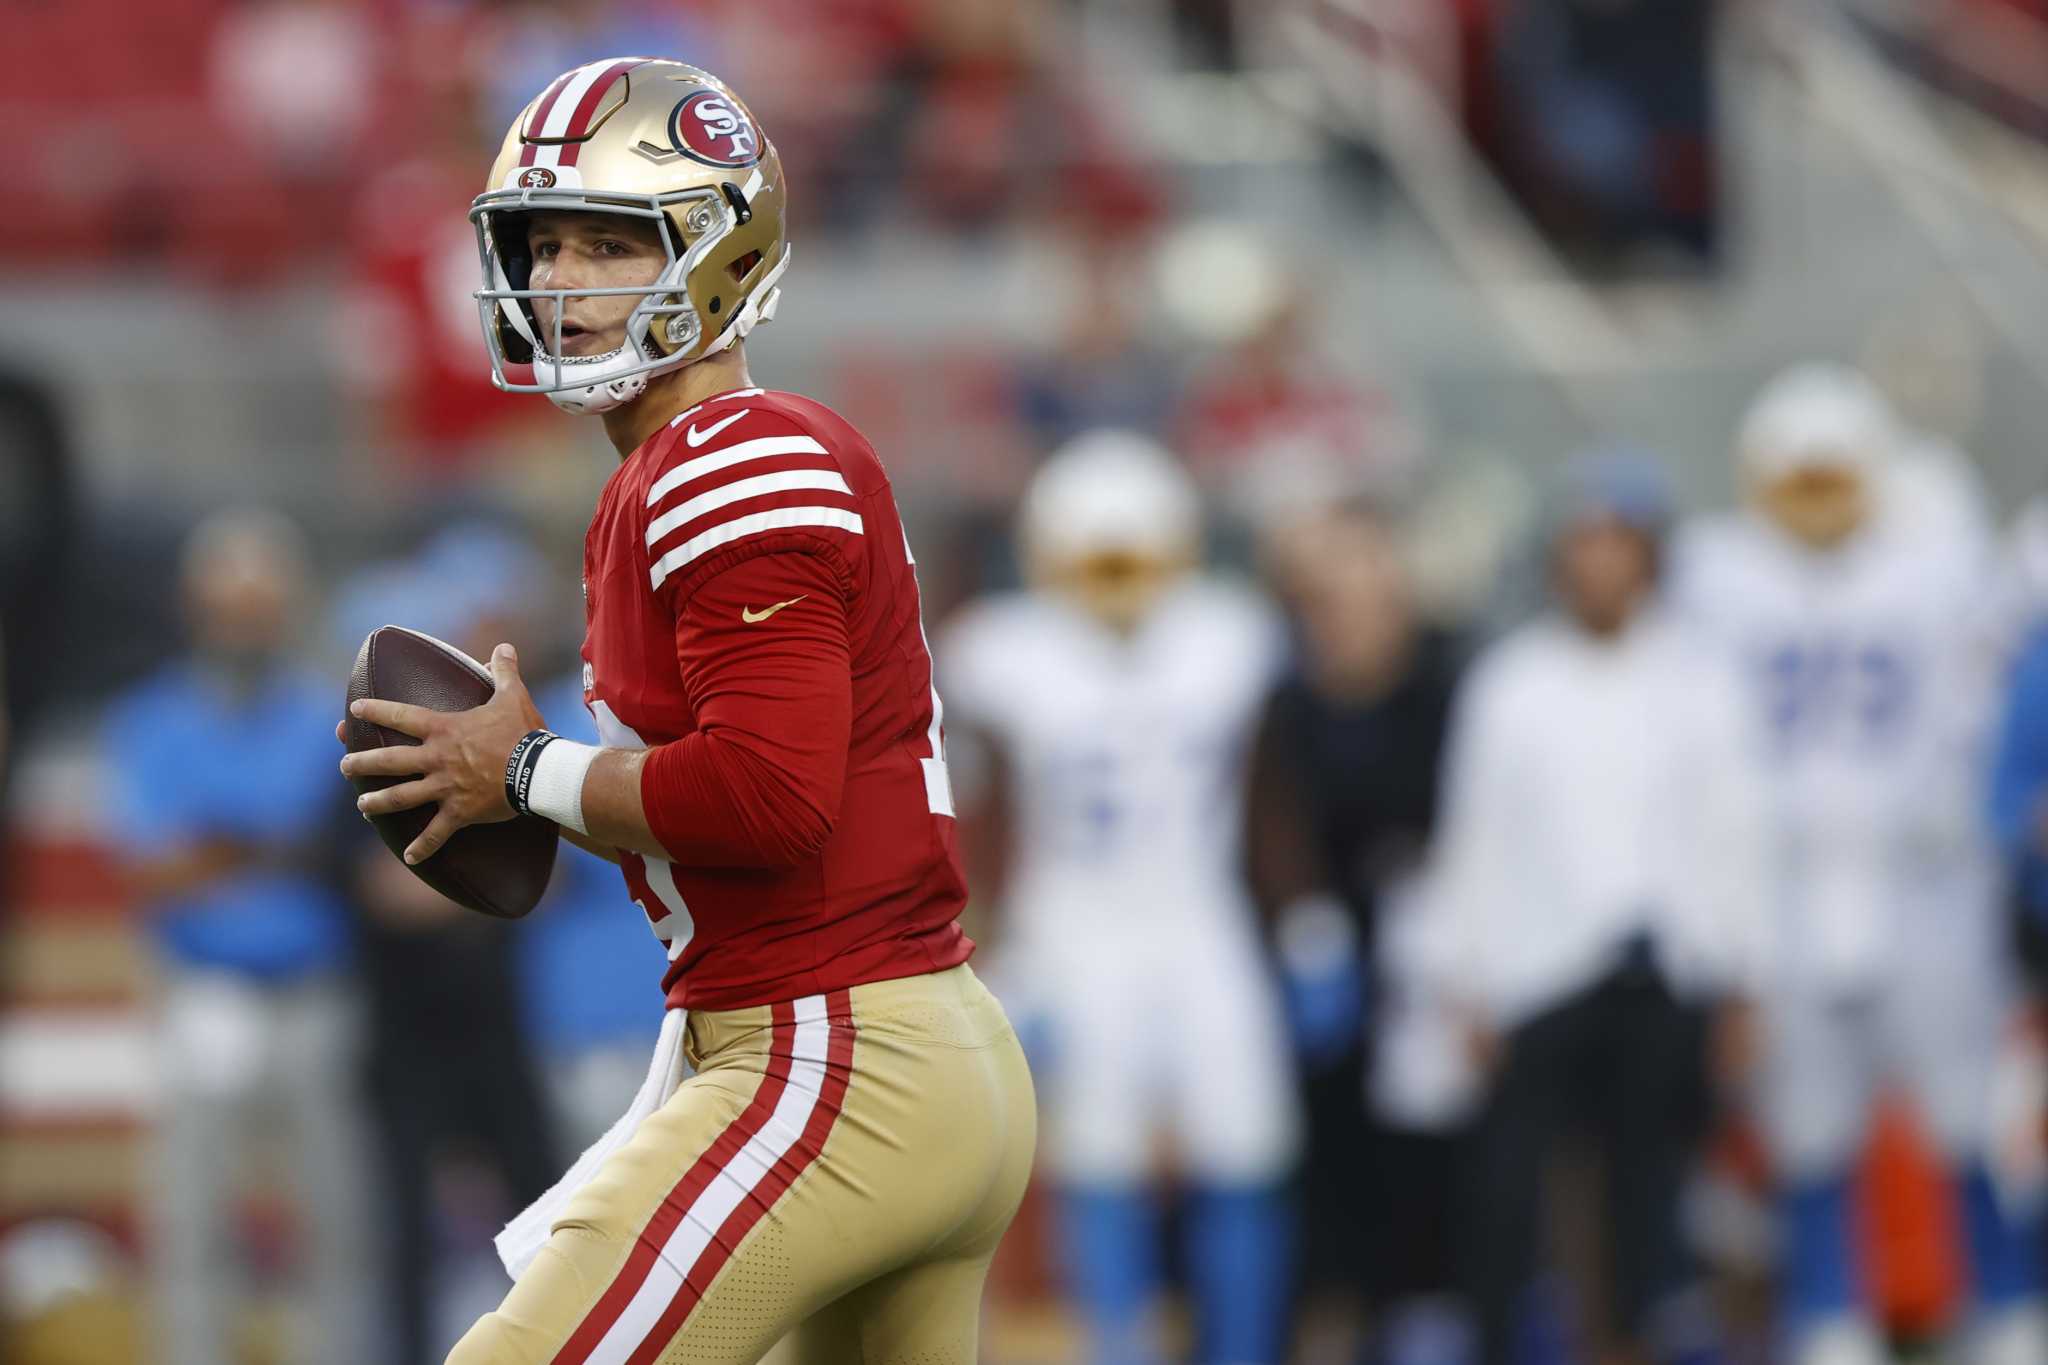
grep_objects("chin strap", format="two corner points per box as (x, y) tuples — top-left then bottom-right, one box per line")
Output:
(545, 356), (652, 415)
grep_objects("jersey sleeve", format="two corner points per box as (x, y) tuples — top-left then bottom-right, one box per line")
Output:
(638, 549), (854, 868)
(639, 407), (868, 616)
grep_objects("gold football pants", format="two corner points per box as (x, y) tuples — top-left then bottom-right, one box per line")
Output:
(447, 964), (1036, 1365)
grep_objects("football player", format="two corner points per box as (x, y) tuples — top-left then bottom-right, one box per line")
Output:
(1676, 365), (2045, 1365)
(334, 59), (1036, 1364)
(940, 431), (1300, 1364)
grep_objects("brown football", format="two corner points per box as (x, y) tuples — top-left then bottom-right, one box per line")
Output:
(343, 625), (558, 919)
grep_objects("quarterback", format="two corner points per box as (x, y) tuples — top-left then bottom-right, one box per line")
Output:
(337, 59), (1036, 1363)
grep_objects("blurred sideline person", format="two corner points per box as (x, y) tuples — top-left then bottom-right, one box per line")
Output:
(1242, 497), (1467, 1361)
(1677, 366), (2045, 1365)
(1432, 454), (1767, 1365)
(103, 510), (371, 1365)
(339, 58), (1033, 1362)
(1992, 598), (2048, 1010)
(337, 529), (563, 1365)
(943, 431), (1300, 1364)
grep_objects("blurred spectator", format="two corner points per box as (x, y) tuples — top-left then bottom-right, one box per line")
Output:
(335, 76), (542, 473)
(336, 526), (562, 1365)
(1161, 227), (1417, 499)
(1170, 0), (1242, 69)
(1993, 605), (2048, 996)
(102, 509), (370, 1365)
(942, 432), (1299, 1363)
(1433, 452), (1765, 1365)
(1677, 367), (2044, 1365)
(1242, 497), (1466, 1360)
(518, 669), (668, 1150)
(1014, 232), (1181, 452)
(208, 0), (375, 179)
(1484, 0), (1721, 270)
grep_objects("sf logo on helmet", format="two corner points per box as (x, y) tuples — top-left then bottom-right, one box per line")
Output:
(517, 166), (557, 189)
(669, 90), (760, 168)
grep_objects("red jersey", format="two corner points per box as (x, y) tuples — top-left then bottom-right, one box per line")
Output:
(578, 386), (972, 1010)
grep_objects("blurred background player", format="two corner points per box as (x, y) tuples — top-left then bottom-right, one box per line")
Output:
(1430, 453), (1767, 1365)
(942, 430), (1299, 1364)
(1675, 366), (2046, 1365)
(1242, 492), (1466, 1363)
(101, 509), (371, 1365)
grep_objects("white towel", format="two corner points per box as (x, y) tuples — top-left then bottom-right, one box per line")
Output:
(495, 1006), (691, 1279)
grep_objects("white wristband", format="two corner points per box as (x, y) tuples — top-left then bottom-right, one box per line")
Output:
(526, 737), (600, 837)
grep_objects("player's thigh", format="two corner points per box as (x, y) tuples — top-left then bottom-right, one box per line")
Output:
(1760, 991), (1876, 1180)
(448, 1057), (812, 1365)
(459, 977), (1034, 1365)
(1167, 940), (1301, 1185)
(782, 1249), (995, 1365)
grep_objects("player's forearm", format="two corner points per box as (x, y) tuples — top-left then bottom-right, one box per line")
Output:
(572, 747), (669, 862)
(540, 734), (842, 868)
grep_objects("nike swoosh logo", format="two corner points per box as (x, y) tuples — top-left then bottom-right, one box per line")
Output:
(684, 409), (750, 447)
(741, 595), (807, 624)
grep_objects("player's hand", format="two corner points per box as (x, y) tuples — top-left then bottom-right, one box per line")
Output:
(1458, 1006), (1506, 1077)
(338, 643), (545, 865)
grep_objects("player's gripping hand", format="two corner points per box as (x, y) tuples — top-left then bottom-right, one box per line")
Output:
(336, 643), (545, 866)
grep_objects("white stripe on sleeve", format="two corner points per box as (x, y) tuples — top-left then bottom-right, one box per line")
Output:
(645, 436), (829, 506)
(646, 471), (852, 547)
(649, 508), (865, 591)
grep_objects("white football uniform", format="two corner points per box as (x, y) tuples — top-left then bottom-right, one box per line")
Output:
(1675, 506), (2012, 1175)
(940, 578), (1301, 1186)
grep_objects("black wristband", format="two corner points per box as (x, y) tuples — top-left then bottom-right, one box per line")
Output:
(504, 729), (557, 816)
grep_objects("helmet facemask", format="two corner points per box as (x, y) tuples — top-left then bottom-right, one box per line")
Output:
(471, 182), (787, 415)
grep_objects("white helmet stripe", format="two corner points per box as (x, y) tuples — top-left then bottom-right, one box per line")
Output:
(536, 60), (629, 141)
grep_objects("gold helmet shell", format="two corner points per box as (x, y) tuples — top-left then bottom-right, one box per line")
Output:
(470, 58), (791, 413)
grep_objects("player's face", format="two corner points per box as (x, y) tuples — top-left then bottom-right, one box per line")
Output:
(524, 211), (668, 357)
(1286, 512), (1413, 690)
(1053, 548), (1187, 633)
(184, 548), (298, 664)
(1756, 462), (1869, 550)
(1555, 516), (1656, 636)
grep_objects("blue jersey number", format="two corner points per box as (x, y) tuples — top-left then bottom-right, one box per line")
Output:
(1762, 639), (1913, 754)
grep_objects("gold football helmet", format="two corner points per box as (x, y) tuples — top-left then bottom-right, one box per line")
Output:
(471, 58), (791, 414)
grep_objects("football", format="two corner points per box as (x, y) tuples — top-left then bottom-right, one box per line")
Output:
(343, 625), (559, 919)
